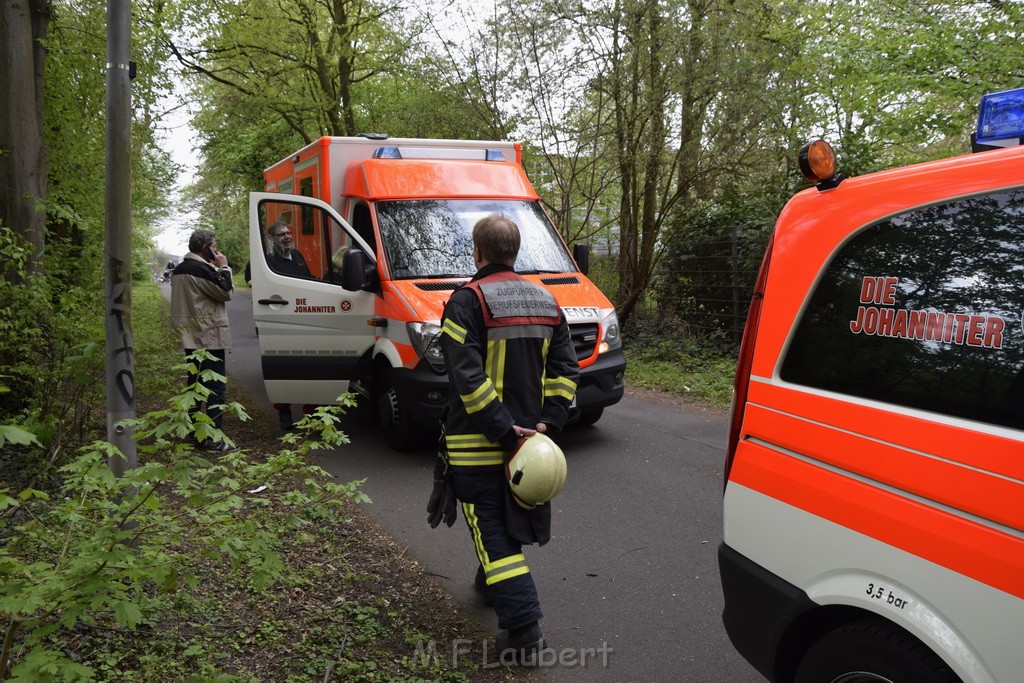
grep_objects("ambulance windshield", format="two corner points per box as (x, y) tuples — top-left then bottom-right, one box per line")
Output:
(376, 199), (578, 279)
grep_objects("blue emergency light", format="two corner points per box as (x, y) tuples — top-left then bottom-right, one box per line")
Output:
(372, 146), (402, 159)
(975, 87), (1024, 145)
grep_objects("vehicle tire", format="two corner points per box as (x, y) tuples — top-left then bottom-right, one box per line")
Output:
(375, 369), (420, 452)
(794, 617), (961, 683)
(575, 407), (604, 427)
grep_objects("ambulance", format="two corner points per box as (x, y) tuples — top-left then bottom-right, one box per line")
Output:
(247, 136), (625, 450)
(720, 88), (1024, 682)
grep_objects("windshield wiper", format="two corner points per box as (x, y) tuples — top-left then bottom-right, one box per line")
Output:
(516, 269), (568, 275)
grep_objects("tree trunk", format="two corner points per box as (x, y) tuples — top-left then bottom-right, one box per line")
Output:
(0, 0), (49, 274)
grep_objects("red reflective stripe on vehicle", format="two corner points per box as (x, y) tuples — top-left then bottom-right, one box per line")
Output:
(747, 381), (1024, 483)
(725, 239), (774, 489)
(742, 402), (1024, 532)
(729, 442), (1024, 600)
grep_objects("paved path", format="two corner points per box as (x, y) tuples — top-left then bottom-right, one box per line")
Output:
(171, 284), (762, 682)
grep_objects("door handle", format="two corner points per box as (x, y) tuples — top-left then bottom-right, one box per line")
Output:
(257, 298), (290, 305)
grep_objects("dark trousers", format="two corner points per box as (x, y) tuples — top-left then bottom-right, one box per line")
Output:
(452, 467), (542, 630)
(185, 348), (226, 432)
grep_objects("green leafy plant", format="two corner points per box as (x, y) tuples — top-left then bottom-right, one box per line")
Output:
(0, 358), (367, 681)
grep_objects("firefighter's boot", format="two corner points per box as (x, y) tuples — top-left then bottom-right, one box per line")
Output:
(495, 621), (547, 664)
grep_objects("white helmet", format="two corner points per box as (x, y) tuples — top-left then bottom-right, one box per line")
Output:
(506, 433), (567, 509)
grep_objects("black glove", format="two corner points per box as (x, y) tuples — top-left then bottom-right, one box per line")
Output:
(427, 454), (457, 528)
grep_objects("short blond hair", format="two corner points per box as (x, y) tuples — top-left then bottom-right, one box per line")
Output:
(472, 214), (520, 267)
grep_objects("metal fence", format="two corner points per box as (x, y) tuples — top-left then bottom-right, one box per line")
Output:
(589, 232), (770, 353)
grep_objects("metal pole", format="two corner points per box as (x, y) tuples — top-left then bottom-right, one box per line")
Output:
(104, 0), (136, 475)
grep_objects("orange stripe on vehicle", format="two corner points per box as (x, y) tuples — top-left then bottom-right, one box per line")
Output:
(747, 381), (1024, 482)
(393, 340), (418, 366)
(742, 403), (1024, 532)
(729, 442), (1024, 600)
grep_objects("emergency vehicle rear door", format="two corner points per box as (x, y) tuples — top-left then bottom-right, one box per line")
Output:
(248, 193), (376, 406)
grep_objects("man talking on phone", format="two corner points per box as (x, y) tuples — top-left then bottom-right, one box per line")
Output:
(171, 229), (235, 451)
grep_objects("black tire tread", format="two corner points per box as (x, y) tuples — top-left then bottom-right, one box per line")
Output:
(795, 617), (961, 683)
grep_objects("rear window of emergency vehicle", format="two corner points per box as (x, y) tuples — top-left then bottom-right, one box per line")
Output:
(781, 188), (1024, 431)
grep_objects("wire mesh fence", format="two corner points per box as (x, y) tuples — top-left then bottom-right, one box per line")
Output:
(590, 231), (770, 354)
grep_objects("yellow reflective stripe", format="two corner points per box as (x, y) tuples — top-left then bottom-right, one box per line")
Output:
(463, 503), (490, 567)
(544, 375), (577, 400)
(445, 433), (499, 448)
(461, 379), (498, 414)
(487, 554), (525, 570)
(484, 553), (530, 585)
(446, 433), (503, 466)
(486, 339), (506, 401)
(442, 319), (467, 344)
(448, 451), (504, 466)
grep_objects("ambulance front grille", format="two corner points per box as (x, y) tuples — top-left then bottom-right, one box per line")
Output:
(415, 281), (464, 291)
(569, 323), (599, 360)
(541, 276), (580, 285)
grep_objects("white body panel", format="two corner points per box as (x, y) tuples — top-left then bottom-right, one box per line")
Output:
(249, 193), (376, 405)
(724, 482), (1024, 683)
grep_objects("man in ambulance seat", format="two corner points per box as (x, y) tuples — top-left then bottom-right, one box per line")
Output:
(266, 221), (311, 278)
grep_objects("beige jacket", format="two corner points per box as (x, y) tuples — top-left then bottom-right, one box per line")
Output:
(170, 252), (233, 350)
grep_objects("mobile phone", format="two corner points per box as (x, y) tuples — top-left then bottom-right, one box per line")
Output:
(203, 245), (215, 261)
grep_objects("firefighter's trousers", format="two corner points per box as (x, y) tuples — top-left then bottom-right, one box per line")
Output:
(452, 466), (542, 630)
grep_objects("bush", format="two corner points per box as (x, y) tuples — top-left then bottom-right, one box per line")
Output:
(0, 357), (367, 681)
(0, 225), (105, 485)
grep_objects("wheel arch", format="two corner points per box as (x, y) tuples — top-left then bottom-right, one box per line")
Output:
(774, 604), (876, 682)
(373, 337), (403, 371)
(774, 600), (985, 683)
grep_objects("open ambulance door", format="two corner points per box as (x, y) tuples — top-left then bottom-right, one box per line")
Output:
(248, 193), (376, 406)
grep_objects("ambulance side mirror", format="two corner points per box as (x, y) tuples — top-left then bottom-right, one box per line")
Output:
(572, 243), (590, 276)
(342, 248), (379, 292)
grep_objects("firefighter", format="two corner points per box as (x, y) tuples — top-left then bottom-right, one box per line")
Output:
(427, 213), (580, 663)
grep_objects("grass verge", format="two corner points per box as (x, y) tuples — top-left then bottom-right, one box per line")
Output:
(623, 339), (736, 408)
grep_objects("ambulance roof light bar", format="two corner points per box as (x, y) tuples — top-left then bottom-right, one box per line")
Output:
(974, 87), (1024, 151)
(371, 146), (507, 161)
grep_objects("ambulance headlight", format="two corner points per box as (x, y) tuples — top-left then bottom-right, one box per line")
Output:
(598, 309), (622, 354)
(408, 322), (446, 372)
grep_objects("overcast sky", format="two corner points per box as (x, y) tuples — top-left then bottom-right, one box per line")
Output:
(154, 87), (197, 260)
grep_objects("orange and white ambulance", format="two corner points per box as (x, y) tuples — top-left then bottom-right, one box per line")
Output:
(720, 88), (1024, 682)
(248, 136), (625, 450)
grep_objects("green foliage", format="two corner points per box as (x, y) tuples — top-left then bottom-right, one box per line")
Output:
(0, 225), (105, 481)
(43, 0), (175, 290)
(625, 339), (736, 407)
(0, 368), (367, 680)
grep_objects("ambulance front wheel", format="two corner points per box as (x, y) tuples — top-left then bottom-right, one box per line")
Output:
(375, 369), (418, 452)
(794, 617), (960, 683)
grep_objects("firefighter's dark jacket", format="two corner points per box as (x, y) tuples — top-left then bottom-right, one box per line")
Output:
(440, 264), (580, 467)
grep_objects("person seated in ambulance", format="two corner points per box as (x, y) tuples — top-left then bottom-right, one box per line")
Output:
(323, 244), (351, 285)
(266, 221), (312, 278)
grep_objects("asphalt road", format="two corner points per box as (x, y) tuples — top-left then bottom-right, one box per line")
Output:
(178, 285), (763, 683)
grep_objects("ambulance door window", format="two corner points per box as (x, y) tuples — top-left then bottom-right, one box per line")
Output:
(781, 188), (1024, 432)
(351, 202), (376, 256)
(261, 200), (316, 281)
(324, 218), (356, 286)
(299, 177), (315, 236)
